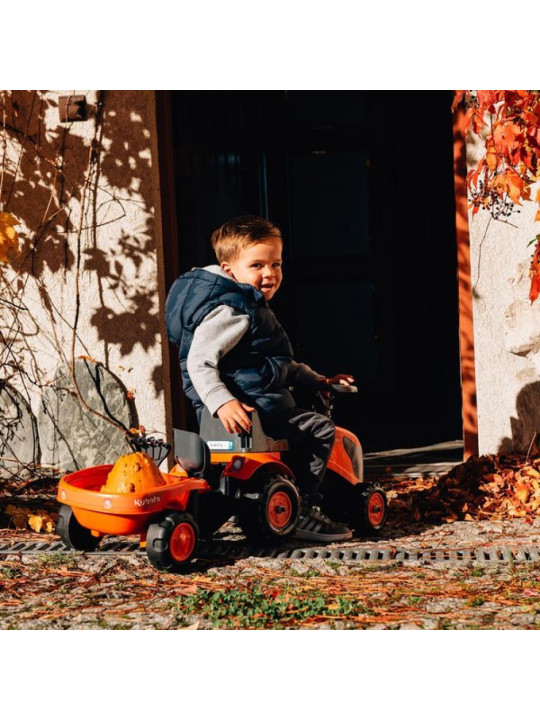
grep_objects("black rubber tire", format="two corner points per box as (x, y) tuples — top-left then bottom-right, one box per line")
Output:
(56, 504), (102, 551)
(146, 511), (199, 573)
(237, 475), (301, 545)
(350, 484), (388, 535)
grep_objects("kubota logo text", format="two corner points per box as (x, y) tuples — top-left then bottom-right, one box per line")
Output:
(134, 495), (160, 507)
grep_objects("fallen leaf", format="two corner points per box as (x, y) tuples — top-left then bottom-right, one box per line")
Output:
(28, 514), (43, 533)
(514, 480), (531, 505)
(28, 510), (56, 533)
(5, 504), (31, 530)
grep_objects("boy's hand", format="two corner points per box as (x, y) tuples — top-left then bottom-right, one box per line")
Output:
(216, 400), (255, 434)
(325, 374), (354, 386)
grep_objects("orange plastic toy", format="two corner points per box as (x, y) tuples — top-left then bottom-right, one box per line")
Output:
(101, 451), (167, 494)
(57, 454), (210, 571)
(56, 386), (387, 573)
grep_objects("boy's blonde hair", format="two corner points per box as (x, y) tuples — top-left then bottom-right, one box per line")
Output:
(210, 215), (282, 263)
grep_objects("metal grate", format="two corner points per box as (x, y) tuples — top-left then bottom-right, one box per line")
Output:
(1, 540), (540, 563)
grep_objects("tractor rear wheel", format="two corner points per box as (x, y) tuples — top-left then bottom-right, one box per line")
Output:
(238, 474), (300, 545)
(350, 484), (388, 535)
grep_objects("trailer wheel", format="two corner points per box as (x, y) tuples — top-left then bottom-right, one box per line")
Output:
(238, 474), (300, 545)
(56, 504), (102, 551)
(351, 485), (388, 535)
(146, 511), (199, 572)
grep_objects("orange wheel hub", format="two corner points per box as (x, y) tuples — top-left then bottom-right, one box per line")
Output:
(367, 492), (385, 527)
(267, 491), (293, 529)
(170, 522), (196, 563)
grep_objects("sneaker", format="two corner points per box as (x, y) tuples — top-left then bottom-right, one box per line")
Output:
(294, 506), (353, 542)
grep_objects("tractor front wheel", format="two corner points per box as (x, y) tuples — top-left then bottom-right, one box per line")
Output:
(146, 511), (199, 572)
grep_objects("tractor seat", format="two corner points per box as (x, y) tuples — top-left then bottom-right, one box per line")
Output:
(173, 429), (210, 477)
(199, 407), (289, 453)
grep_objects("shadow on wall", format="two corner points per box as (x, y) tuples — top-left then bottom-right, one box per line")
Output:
(0, 90), (162, 472)
(0, 90), (160, 371)
(498, 382), (540, 456)
(85, 92), (161, 358)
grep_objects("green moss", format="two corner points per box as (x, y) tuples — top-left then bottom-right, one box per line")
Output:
(470, 596), (486, 607)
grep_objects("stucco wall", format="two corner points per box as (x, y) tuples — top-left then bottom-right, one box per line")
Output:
(0, 90), (169, 472)
(467, 135), (540, 455)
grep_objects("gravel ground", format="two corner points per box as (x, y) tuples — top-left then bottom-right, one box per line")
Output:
(2, 459), (540, 630)
(1, 516), (539, 630)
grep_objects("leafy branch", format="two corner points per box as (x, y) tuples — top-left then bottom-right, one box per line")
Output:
(453, 90), (540, 302)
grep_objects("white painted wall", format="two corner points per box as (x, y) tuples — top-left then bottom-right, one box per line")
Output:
(0, 90), (169, 470)
(467, 135), (540, 454)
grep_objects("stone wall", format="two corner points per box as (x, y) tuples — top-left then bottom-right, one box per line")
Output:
(0, 90), (169, 474)
(467, 134), (540, 455)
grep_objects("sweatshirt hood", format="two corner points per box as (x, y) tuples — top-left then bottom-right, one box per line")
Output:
(198, 264), (232, 281)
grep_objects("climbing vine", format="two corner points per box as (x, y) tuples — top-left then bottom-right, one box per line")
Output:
(0, 90), (159, 477)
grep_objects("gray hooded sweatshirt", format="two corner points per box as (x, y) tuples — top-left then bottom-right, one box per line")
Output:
(186, 265), (325, 415)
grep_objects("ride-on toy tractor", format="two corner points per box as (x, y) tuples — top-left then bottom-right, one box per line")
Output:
(56, 385), (387, 573)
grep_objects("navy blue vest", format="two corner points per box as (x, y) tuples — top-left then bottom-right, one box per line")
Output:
(165, 268), (295, 424)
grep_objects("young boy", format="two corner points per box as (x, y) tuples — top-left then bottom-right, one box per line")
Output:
(165, 215), (353, 542)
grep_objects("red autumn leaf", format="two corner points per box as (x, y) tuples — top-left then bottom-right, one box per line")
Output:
(471, 108), (486, 134)
(462, 107), (474, 135)
(486, 149), (499, 171)
(530, 127), (540, 147)
(521, 110), (537, 127)
(504, 171), (524, 204)
(451, 90), (467, 112)
(529, 239), (540, 303)
(493, 122), (521, 154)
(520, 148), (535, 172)
(477, 90), (499, 112)
(503, 90), (518, 107)
(467, 167), (480, 187)
(528, 274), (540, 303)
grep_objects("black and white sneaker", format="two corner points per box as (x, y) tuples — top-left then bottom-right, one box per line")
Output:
(294, 506), (353, 542)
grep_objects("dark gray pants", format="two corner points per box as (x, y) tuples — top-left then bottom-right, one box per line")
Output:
(263, 408), (335, 506)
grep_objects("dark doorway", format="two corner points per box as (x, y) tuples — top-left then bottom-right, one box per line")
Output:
(168, 91), (462, 452)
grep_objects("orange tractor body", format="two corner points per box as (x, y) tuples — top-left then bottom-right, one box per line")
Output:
(56, 387), (387, 572)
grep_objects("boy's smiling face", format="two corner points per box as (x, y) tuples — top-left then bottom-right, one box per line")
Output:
(221, 237), (283, 301)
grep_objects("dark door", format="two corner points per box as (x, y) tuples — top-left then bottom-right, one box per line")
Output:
(169, 90), (462, 451)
